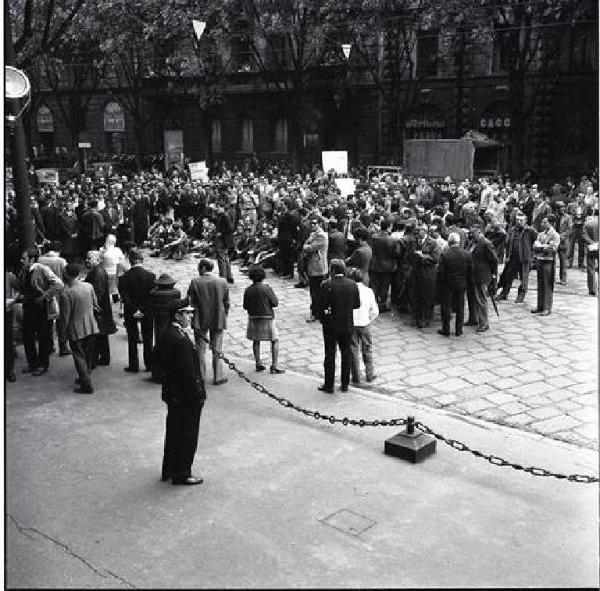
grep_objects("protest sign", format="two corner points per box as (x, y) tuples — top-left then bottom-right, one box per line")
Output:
(189, 161), (209, 181)
(335, 177), (356, 197)
(36, 168), (60, 186)
(322, 151), (348, 175)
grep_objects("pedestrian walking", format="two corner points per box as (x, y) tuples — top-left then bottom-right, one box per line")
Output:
(243, 264), (285, 374)
(497, 212), (537, 303)
(187, 258), (230, 385)
(60, 264), (99, 394)
(348, 268), (378, 385)
(317, 259), (360, 394)
(155, 299), (205, 486)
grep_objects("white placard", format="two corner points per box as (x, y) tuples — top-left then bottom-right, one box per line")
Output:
(36, 168), (59, 186)
(189, 160), (209, 181)
(335, 178), (356, 197)
(322, 151), (348, 175)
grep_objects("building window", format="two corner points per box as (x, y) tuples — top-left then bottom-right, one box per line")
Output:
(491, 28), (512, 73)
(211, 119), (222, 153)
(241, 118), (254, 152)
(274, 117), (288, 152)
(103, 101), (125, 132)
(416, 31), (438, 78)
(569, 25), (597, 71)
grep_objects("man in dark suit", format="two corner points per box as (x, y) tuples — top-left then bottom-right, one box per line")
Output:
(369, 217), (399, 312)
(497, 212), (537, 303)
(79, 198), (105, 255)
(345, 227), (372, 287)
(317, 259), (360, 393)
(466, 224), (498, 332)
(215, 204), (235, 283)
(118, 249), (156, 373)
(101, 197), (120, 238)
(277, 203), (301, 279)
(437, 232), (472, 337)
(155, 299), (205, 486)
(327, 219), (347, 262)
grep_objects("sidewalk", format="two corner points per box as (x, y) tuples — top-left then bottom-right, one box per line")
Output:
(5, 328), (599, 588)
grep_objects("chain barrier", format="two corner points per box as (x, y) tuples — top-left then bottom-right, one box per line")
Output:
(196, 334), (599, 484)
(414, 421), (599, 483)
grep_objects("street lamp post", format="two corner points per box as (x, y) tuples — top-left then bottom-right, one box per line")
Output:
(4, 1), (34, 250)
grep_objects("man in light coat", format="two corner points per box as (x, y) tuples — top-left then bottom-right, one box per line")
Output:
(187, 258), (230, 385)
(531, 216), (560, 316)
(302, 215), (329, 322)
(60, 264), (99, 393)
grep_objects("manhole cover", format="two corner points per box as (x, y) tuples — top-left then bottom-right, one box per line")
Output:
(319, 509), (376, 537)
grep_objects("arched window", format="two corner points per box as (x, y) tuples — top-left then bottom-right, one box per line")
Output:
(241, 118), (254, 152)
(211, 119), (222, 153)
(36, 105), (55, 156)
(274, 117), (288, 152)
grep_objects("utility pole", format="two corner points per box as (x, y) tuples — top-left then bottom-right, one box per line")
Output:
(4, 1), (34, 250)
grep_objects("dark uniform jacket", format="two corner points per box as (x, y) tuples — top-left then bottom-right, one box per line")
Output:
(327, 229), (347, 261)
(155, 323), (206, 405)
(318, 275), (360, 334)
(85, 266), (116, 335)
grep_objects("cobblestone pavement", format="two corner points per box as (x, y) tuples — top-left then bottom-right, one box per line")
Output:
(144, 252), (598, 450)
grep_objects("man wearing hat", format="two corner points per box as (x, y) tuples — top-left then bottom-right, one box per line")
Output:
(155, 299), (205, 485)
(149, 274), (181, 382)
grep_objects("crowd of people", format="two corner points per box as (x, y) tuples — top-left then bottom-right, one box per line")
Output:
(5, 159), (599, 479)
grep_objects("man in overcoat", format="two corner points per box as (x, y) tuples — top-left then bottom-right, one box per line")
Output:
(302, 215), (329, 322)
(118, 249), (156, 372)
(155, 299), (205, 486)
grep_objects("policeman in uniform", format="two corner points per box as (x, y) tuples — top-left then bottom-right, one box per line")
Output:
(155, 299), (206, 486)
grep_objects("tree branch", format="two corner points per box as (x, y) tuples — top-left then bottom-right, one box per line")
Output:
(13, 0), (34, 54)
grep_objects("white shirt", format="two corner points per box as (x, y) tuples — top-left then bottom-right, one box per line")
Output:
(353, 282), (379, 328)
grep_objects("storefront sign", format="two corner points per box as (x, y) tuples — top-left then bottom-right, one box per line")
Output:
(405, 118), (446, 129)
(480, 117), (511, 129)
(103, 101), (126, 132)
(37, 105), (54, 132)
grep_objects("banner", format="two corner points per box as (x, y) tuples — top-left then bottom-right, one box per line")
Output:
(189, 161), (209, 182)
(36, 168), (60, 186)
(322, 151), (348, 175)
(164, 130), (184, 171)
(334, 178), (356, 198)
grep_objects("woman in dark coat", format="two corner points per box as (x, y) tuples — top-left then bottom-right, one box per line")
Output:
(84, 250), (116, 366)
(242, 265), (284, 374)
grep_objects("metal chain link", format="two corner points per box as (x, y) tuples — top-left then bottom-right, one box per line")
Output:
(414, 421), (599, 484)
(198, 334), (406, 428)
(196, 334), (599, 484)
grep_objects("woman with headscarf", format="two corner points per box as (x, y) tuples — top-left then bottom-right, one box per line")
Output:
(85, 250), (117, 366)
(242, 264), (284, 374)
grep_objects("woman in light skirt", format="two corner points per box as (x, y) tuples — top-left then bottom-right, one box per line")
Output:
(242, 264), (284, 374)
